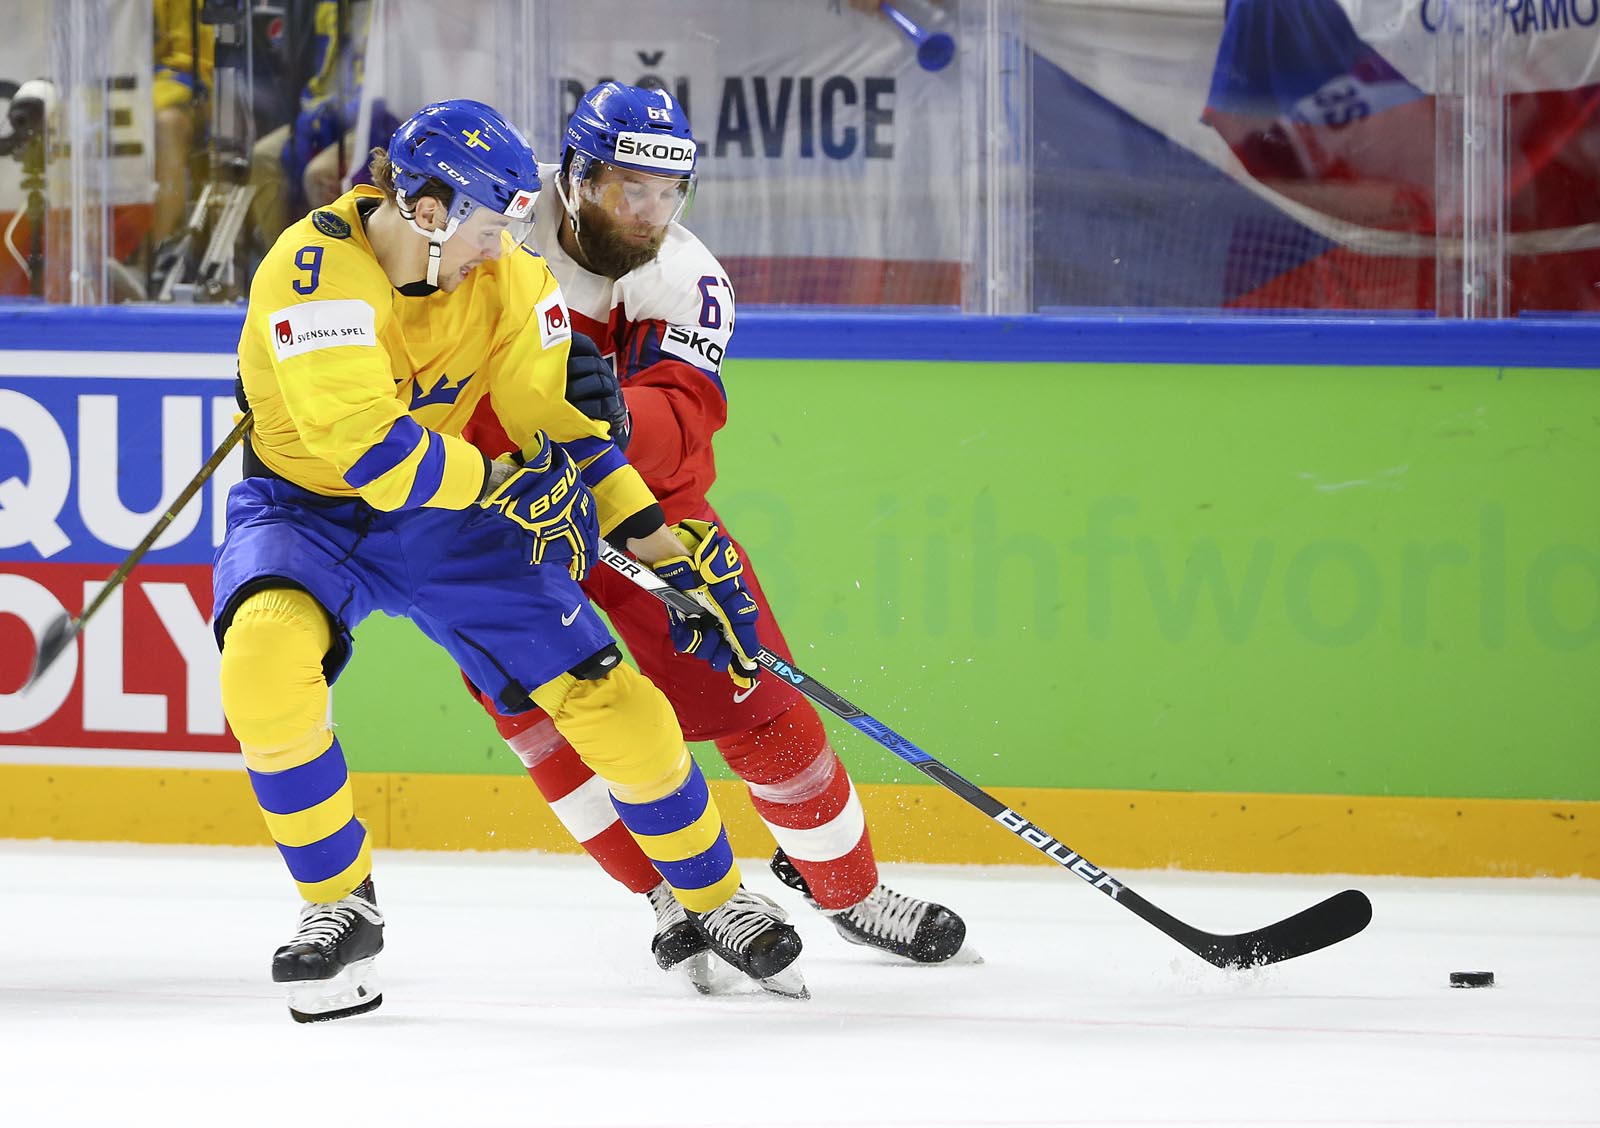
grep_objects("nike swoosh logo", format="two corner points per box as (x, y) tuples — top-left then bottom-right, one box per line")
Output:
(732, 684), (758, 704)
(561, 606), (581, 626)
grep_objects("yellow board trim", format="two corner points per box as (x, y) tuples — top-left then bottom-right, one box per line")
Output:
(1, 763), (1595, 878)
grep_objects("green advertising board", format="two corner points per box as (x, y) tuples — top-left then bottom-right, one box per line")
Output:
(336, 358), (1600, 804)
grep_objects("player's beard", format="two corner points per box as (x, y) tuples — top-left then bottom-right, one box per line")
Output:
(573, 199), (665, 278)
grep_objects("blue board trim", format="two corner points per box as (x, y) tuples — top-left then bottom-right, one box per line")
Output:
(733, 311), (1600, 367)
(2, 303), (1597, 367)
(0, 305), (248, 353)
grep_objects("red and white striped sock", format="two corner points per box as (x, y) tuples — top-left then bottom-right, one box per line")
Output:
(718, 701), (878, 909)
(496, 709), (661, 895)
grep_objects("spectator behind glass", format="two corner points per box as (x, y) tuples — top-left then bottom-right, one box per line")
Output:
(247, 0), (395, 248)
(151, 0), (213, 244)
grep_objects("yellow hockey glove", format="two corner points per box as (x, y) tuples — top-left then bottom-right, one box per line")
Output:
(477, 432), (599, 580)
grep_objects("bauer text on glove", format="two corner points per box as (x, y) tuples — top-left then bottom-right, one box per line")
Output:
(477, 432), (600, 579)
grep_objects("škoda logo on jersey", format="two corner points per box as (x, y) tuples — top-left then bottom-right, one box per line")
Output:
(615, 131), (696, 173)
(662, 325), (725, 371)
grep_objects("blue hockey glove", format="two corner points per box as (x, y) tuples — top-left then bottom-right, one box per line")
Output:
(566, 331), (631, 451)
(477, 431), (600, 580)
(650, 520), (762, 689)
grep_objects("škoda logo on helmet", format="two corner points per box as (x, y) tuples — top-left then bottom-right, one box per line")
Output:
(614, 132), (695, 172)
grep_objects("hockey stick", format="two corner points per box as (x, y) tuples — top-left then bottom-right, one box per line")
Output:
(24, 410), (253, 690)
(600, 544), (1373, 969)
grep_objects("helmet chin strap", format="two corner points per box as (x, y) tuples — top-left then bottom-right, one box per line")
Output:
(398, 189), (450, 287)
(424, 234), (444, 287)
(554, 170), (581, 233)
(555, 171), (597, 271)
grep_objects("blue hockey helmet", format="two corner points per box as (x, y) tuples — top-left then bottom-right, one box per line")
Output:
(386, 99), (541, 284)
(558, 82), (697, 227)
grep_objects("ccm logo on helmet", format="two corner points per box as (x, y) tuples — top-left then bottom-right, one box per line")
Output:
(615, 131), (696, 173)
(435, 160), (471, 186)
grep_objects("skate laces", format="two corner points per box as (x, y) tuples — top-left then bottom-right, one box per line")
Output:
(647, 881), (689, 935)
(697, 888), (788, 950)
(839, 885), (928, 944)
(292, 891), (383, 946)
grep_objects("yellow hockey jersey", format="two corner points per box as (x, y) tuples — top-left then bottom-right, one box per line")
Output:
(237, 187), (656, 537)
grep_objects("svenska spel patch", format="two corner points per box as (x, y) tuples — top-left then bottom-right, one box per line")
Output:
(269, 300), (377, 360)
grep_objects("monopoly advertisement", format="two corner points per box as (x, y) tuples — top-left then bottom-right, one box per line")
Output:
(0, 355), (239, 759)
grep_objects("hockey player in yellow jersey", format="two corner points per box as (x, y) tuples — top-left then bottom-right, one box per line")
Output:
(214, 99), (804, 1022)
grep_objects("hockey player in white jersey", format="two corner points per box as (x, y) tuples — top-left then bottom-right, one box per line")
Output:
(460, 82), (968, 987)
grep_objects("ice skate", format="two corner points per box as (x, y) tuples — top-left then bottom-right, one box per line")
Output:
(771, 848), (972, 964)
(271, 876), (385, 1023)
(688, 886), (808, 999)
(647, 879), (713, 979)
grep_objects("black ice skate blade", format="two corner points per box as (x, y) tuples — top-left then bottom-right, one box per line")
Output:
(288, 993), (384, 1024)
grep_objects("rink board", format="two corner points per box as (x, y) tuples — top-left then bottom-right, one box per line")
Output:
(2, 762), (1595, 878)
(2, 308), (1597, 874)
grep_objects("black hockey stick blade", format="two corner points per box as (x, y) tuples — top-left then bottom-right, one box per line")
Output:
(26, 612), (80, 690)
(1127, 885), (1373, 969)
(1229, 887), (1373, 968)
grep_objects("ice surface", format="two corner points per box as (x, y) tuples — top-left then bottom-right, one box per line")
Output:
(2, 841), (1596, 1127)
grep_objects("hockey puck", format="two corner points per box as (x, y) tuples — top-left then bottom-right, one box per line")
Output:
(1449, 971), (1494, 988)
